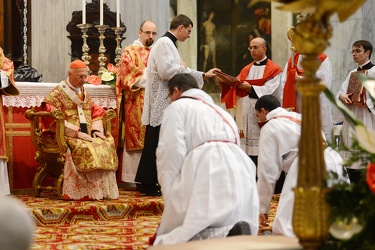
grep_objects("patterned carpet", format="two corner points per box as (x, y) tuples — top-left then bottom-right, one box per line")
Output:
(10, 189), (279, 249)
(14, 189), (163, 249)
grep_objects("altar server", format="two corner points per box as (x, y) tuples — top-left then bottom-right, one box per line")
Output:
(255, 95), (350, 237)
(220, 37), (282, 168)
(136, 14), (219, 196)
(153, 73), (259, 245)
(280, 26), (333, 142)
(337, 40), (375, 183)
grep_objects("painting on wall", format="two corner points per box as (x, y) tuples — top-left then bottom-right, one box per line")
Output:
(197, 0), (271, 93)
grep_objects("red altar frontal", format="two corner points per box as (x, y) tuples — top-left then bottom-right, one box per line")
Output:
(2, 82), (119, 192)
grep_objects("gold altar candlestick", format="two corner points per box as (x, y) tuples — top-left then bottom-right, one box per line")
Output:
(77, 23), (93, 73)
(290, 15), (332, 249)
(112, 27), (126, 67)
(95, 24), (109, 75)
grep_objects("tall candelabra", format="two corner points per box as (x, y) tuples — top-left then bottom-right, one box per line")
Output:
(95, 25), (109, 75)
(22, 0), (28, 65)
(112, 27), (126, 67)
(77, 23), (93, 73)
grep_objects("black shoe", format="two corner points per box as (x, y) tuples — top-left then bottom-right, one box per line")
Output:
(144, 189), (162, 196)
(227, 221), (251, 236)
(136, 184), (146, 194)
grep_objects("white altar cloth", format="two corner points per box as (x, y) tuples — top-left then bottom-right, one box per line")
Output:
(2, 82), (116, 109)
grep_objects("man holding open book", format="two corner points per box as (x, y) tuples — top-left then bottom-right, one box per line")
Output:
(337, 40), (375, 183)
(219, 37), (282, 168)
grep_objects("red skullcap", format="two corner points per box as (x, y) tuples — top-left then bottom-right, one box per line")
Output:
(69, 60), (87, 69)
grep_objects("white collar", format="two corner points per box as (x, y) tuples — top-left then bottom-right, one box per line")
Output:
(254, 56), (267, 65)
(133, 39), (144, 47)
(358, 60), (371, 68)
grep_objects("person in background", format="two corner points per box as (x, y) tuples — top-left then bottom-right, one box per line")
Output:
(116, 20), (157, 187)
(220, 37), (282, 194)
(337, 40), (375, 183)
(42, 60), (119, 200)
(0, 196), (35, 250)
(153, 73), (259, 245)
(255, 95), (350, 237)
(0, 47), (19, 197)
(136, 14), (219, 196)
(280, 25), (333, 142)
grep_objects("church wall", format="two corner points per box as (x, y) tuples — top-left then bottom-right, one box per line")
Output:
(31, 0), (169, 82)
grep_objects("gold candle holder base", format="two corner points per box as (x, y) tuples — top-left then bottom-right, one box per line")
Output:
(77, 23), (93, 74)
(95, 24), (109, 75)
(112, 27), (126, 67)
(292, 17), (332, 250)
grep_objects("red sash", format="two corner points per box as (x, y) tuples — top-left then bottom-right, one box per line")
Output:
(221, 60), (282, 109)
(258, 114), (301, 129)
(282, 53), (327, 111)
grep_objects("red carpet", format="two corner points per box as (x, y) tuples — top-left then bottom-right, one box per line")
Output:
(10, 190), (279, 249)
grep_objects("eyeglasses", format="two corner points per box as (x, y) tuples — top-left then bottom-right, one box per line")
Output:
(351, 49), (364, 54)
(248, 46), (260, 51)
(141, 31), (157, 36)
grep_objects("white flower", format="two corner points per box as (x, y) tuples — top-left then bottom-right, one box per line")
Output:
(329, 217), (363, 240)
(355, 125), (375, 154)
(101, 71), (114, 82)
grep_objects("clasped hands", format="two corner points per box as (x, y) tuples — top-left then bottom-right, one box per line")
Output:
(76, 131), (107, 142)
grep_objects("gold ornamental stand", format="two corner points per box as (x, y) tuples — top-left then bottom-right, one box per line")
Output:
(291, 16), (331, 249)
(77, 23), (93, 73)
(112, 27), (126, 67)
(95, 24), (109, 75)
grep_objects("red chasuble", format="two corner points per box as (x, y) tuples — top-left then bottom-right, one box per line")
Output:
(221, 59), (282, 109)
(116, 45), (150, 150)
(0, 48), (19, 160)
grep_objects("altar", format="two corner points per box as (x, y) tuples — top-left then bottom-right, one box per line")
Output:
(2, 82), (117, 192)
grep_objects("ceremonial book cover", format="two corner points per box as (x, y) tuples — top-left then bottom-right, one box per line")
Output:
(347, 72), (365, 104)
(215, 71), (241, 87)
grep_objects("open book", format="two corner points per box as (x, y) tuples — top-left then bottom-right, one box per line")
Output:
(347, 71), (366, 104)
(215, 71), (241, 87)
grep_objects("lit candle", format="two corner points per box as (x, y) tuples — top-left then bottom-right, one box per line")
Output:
(100, 0), (103, 25)
(116, 0), (120, 27)
(82, 0), (86, 24)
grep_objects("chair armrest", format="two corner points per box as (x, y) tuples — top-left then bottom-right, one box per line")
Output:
(25, 109), (68, 154)
(103, 109), (116, 137)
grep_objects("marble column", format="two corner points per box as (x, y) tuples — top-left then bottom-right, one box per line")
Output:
(270, 2), (293, 68)
(176, 0), (198, 70)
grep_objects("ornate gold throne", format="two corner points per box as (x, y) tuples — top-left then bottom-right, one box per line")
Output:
(25, 108), (116, 197)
